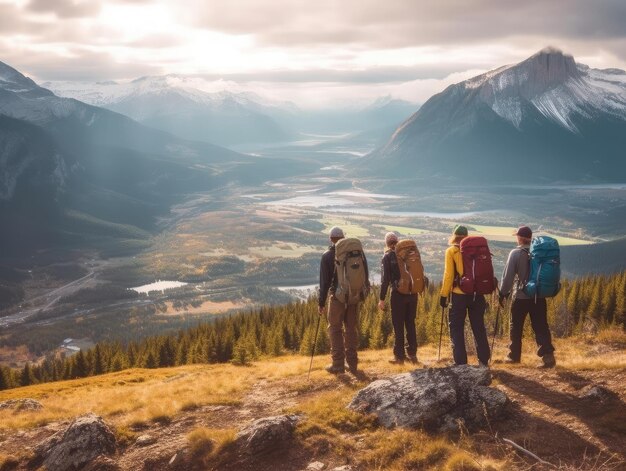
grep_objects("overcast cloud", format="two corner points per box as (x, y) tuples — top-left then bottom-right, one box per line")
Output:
(1, 0), (625, 107)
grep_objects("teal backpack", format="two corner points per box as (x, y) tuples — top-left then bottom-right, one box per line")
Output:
(523, 236), (561, 300)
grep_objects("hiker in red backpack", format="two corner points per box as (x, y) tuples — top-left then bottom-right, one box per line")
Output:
(499, 226), (556, 368)
(440, 225), (491, 366)
(318, 226), (370, 375)
(378, 232), (419, 365)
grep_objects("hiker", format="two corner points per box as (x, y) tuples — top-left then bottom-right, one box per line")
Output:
(318, 226), (370, 374)
(440, 225), (491, 366)
(499, 226), (556, 368)
(378, 232), (422, 365)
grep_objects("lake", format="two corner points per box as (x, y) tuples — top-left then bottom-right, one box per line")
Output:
(131, 280), (188, 294)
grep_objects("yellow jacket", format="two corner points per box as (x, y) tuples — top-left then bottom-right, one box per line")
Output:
(440, 244), (465, 297)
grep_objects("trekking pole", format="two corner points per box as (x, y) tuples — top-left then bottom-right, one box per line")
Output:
(490, 303), (500, 364)
(308, 314), (322, 380)
(438, 305), (445, 361)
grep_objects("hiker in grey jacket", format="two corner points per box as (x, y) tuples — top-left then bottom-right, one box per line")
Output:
(499, 226), (556, 368)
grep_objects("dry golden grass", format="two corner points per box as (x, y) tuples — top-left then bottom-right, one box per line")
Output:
(187, 427), (236, 458)
(0, 354), (329, 432)
(2, 335), (622, 433)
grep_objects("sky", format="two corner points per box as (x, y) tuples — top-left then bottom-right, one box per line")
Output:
(1, 0), (626, 108)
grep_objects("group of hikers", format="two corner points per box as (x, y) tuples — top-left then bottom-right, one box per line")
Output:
(318, 224), (560, 375)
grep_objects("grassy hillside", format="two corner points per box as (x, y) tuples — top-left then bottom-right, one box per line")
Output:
(1, 335), (625, 470)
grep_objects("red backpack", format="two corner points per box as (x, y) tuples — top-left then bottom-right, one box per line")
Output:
(458, 236), (496, 295)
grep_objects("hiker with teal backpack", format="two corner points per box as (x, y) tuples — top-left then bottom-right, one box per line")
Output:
(499, 226), (558, 368)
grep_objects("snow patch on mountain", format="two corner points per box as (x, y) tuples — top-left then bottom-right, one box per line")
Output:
(457, 52), (626, 132)
(45, 76), (298, 114)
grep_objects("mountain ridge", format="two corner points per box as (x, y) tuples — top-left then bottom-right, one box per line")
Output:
(370, 48), (626, 183)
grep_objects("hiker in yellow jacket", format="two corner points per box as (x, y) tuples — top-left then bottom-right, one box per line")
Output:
(440, 225), (490, 366)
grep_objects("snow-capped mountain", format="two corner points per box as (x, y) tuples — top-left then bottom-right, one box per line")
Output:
(46, 76), (297, 146)
(371, 48), (626, 183)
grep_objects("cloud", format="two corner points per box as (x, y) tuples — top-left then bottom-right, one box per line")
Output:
(1, 47), (163, 81)
(1, 0), (626, 108)
(188, 0), (626, 52)
(26, 0), (101, 18)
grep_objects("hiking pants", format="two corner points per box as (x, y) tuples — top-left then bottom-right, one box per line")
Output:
(508, 298), (555, 360)
(390, 290), (418, 359)
(327, 296), (359, 368)
(449, 293), (490, 365)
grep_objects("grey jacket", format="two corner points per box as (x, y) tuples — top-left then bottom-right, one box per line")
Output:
(500, 244), (531, 300)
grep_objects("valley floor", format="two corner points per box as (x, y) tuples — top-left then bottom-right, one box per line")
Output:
(0, 338), (625, 470)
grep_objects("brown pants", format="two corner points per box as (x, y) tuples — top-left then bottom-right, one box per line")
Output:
(327, 296), (359, 368)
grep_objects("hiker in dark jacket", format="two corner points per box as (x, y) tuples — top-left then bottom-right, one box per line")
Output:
(318, 226), (369, 375)
(440, 225), (490, 366)
(378, 232), (418, 365)
(499, 226), (556, 368)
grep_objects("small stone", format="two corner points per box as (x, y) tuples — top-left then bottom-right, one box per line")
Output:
(168, 453), (178, 466)
(331, 466), (353, 471)
(306, 462), (326, 470)
(0, 398), (43, 411)
(581, 385), (617, 402)
(135, 434), (157, 446)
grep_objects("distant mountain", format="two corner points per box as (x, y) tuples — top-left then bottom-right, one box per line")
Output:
(289, 96), (417, 137)
(367, 48), (626, 183)
(46, 76), (297, 147)
(0, 61), (244, 256)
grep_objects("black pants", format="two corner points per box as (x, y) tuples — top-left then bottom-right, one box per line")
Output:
(391, 290), (418, 359)
(449, 293), (490, 365)
(508, 298), (555, 360)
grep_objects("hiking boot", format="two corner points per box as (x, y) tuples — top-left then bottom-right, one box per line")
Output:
(325, 364), (345, 374)
(388, 357), (405, 365)
(479, 361), (489, 368)
(538, 353), (556, 369)
(408, 355), (418, 365)
(503, 356), (520, 364)
(347, 364), (359, 374)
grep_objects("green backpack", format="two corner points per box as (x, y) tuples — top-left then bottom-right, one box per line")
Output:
(334, 238), (369, 305)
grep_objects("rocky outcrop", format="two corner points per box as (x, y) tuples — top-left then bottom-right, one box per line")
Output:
(33, 413), (116, 471)
(235, 415), (300, 455)
(0, 398), (43, 411)
(348, 365), (507, 433)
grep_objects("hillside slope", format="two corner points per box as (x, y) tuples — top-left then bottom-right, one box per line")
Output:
(0, 340), (624, 470)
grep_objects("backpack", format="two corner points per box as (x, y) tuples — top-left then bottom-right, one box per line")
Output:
(395, 239), (425, 295)
(334, 238), (369, 305)
(523, 236), (561, 299)
(458, 236), (496, 295)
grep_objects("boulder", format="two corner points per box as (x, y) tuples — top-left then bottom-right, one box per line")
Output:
(0, 398), (43, 411)
(235, 415), (300, 455)
(348, 365), (507, 433)
(33, 413), (116, 471)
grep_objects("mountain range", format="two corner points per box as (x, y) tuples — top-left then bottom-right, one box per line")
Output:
(46, 76), (298, 147)
(369, 48), (626, 183)
(45, 79), (418, 148)
(0, 61), (246, 256)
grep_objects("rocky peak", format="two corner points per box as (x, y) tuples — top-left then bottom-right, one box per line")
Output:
(520, 47), (581, 86)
